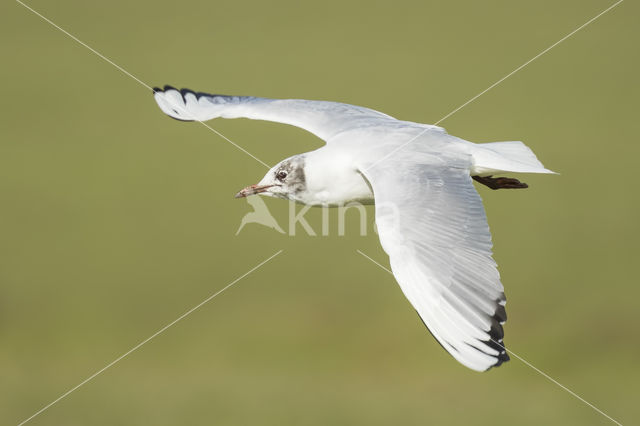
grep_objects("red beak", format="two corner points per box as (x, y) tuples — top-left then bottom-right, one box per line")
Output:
(234, 184), (274, 198)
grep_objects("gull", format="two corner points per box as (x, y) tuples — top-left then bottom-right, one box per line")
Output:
(153, 85), (554, 372)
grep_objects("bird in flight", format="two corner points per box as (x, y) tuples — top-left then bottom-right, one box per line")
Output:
(153, 86), (554, 372)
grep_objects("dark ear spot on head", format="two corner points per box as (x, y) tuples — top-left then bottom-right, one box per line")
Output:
(292, 156), (306, 184)
(296, 164), (305, 184)
(275, 155), (306, 193)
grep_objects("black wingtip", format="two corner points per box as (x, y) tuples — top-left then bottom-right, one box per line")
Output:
(180, 87), (220, 100)
(483, 338), (510, 370)
(493, 304), (507, 324)
(485, 304), (509, 370)
(493, 350), (510, 369)
(489, 322), (504, 341)
(154, 85), (227, 101)
(417, 309), (510, 371)
(179, 87), (195, 98)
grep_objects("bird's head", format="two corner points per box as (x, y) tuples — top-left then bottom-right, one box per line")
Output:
(235, 154), (307, 201)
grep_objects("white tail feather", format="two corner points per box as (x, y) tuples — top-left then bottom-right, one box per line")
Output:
(471, 141), (555, 175)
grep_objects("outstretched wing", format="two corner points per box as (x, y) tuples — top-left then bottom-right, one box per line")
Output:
(360, 152), (509, 372)
(153, 85), (396, 142)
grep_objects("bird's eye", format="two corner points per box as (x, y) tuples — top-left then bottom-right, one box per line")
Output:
(276, 170), (288, 181)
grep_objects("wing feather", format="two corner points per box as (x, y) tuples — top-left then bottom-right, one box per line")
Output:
(360, 152), (510, 371)
(153, 85), (396, 142)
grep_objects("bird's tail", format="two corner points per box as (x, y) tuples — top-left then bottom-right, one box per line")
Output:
(471, 141), (556, 175)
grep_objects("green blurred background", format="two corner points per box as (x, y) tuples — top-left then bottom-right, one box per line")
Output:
(2, 0), (638, 424)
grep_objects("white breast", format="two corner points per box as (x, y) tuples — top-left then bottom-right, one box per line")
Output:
(302, 146), (374, 206)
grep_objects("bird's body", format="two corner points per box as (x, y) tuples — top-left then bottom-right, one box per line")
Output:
(270, 129), (548, 206)
(153, 86), (554, 372)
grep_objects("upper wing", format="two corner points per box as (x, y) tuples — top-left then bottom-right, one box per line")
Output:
(359, 152), (509, 372)
(153, 86), (396, 142)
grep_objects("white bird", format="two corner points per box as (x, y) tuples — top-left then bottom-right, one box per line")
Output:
(153, 85), (554, 372)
